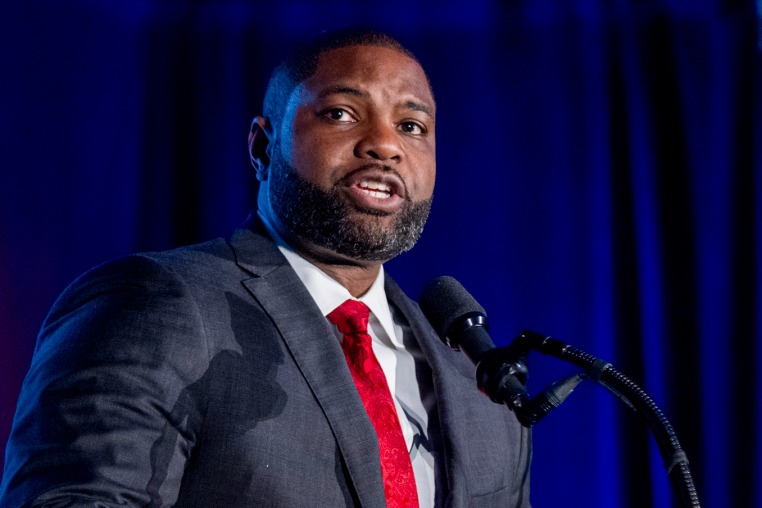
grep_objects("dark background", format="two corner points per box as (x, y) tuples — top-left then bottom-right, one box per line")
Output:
(1, 1), (760, 506)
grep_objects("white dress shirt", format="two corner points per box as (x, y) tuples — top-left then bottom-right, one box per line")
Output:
(259, 213), (436, 507)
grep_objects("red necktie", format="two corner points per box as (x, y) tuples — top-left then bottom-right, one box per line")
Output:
(328, 300), (419, 508)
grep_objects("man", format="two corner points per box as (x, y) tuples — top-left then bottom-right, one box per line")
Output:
(0, 28), (531, 507)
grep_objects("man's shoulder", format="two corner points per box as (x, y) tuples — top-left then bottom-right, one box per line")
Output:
(52, 228), (273, 312)
(77, 225), (275, 285)
(138, 236), (237, 275)
(69, 237), (232, 288)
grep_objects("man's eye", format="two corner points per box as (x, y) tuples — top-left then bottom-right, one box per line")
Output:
(324, 108), (354, 122)
(399, 121), (424, 135)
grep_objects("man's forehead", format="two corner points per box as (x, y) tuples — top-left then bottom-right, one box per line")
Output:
(305, 45), (435, 108)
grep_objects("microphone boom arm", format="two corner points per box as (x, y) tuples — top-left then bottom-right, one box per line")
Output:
(488, 330), (701, 508)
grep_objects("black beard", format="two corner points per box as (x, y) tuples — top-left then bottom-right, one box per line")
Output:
(267, 155), (432, 262)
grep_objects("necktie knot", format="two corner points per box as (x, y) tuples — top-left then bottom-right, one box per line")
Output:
(328, 299), (370, 335)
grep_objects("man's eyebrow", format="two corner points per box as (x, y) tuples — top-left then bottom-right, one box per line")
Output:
(405, 101), (434, 119)
(318, 85), (369, 99)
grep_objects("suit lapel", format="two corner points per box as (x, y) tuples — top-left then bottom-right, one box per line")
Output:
(229, 225), (387, 508)
(385, 277), (473, 507)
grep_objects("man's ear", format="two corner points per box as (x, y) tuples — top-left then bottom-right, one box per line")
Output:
(249, 116), (273, 182)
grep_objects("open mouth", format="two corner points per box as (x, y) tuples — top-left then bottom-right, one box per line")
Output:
(342, 167), (407, 213)
(357, 180), (393, 199)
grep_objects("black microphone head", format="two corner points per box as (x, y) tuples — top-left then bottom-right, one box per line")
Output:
(419, 276), (487, 341)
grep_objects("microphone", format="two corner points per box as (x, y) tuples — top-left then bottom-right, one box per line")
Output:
(419, 276), (529, 410)
(419, 276), (580, 426)
(418, 275), (493, 364)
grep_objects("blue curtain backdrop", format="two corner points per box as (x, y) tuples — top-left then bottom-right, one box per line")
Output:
(1, 1), (759, 506)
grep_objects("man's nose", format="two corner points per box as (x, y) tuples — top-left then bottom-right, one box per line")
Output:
(354, 120), (402, 162)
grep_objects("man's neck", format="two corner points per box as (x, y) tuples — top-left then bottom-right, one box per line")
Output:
(292, 248), (381, 298)
(256, 210), (383, 297)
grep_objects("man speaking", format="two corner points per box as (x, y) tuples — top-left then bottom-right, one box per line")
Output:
(0, 28), (531, 507)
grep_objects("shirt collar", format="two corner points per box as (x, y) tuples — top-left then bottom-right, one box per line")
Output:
(258, 211), (403, 349)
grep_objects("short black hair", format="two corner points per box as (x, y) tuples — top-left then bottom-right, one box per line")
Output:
(262, 27), (430, 130)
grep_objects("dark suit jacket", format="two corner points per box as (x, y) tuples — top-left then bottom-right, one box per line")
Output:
(0, 223), (531, 507)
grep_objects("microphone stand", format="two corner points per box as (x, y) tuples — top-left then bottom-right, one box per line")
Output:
(476, 330), (701, 508)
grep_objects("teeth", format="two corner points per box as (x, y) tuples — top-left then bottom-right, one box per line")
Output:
(359, 180), (391, 193)
(358, 187), (391, 199)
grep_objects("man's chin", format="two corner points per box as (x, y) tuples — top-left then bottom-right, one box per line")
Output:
(350, 206), (394, 218)
(329, 200), (431, 261)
